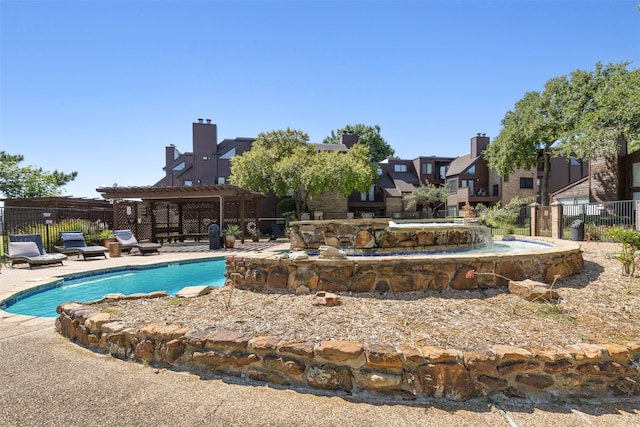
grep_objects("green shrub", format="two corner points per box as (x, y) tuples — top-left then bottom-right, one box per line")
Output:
(605, 226), (640, 275)
(276, 198), (296, 218)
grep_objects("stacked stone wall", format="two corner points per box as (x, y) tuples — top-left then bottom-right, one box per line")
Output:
(290, 219), (489, 253)
(56, 300), (640, 402)
(228, 239), (584, 292)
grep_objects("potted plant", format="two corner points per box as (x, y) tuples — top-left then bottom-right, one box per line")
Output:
(223, 224), (241, 248)
(251, 231), (260, 242)
(98, 230), (115, 247)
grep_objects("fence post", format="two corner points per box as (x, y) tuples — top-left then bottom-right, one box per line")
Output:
(636, 201), (640, 231)
(529, 202), (540, 237)
(550, 201), (563, 239)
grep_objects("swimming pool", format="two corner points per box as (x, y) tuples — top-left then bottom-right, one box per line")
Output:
(2, 258), (226, 318)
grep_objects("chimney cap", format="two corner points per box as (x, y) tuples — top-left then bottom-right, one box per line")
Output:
(198, 118), (204, 123)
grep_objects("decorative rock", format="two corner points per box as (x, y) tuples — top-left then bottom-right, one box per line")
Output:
(422, 346), (463, 363)
(315, 340), (365, 367)
(248, 336), (281, 354)
(311, 291), (341, 306)
(317, 245), (347, 259)
(305, 366), (353, 391)
(354, 230), (375, 249)
(365, 343), (403, 370)
(84, 313), (112, 333)
(287, 267), (319, 290)
(418, 362), (479, 400)
(353, 370), (403, 389)
(288, 251), (309, 260)
(491, 345), (532, 362)
(295, 285), (310, 295)
(508, 279), (560, 302)
(278, 340), (315, 359)
(207, 330), (252, 352)
(515, 373), (555, 389)
(176, 286), (211, 298)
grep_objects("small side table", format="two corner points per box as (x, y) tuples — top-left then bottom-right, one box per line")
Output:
(109, 241), (122, 257)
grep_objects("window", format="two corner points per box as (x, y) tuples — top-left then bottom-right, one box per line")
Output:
(633, 162), (640, 187)
(171, 162), (185, 171)
(183, 180), (193, 186)
(394, 164), (407, 172)
(447, 179), (457, 193)
(217, 177), (226, 184)
(462, 165), (476, 175)
(360, 185), (376, 201)
(461, 179), (475, 195)
(520, 177), (534, 189)
(439, 165), (448, 180)
(220, 148), (236, 160)
(422, 163), (433, 175)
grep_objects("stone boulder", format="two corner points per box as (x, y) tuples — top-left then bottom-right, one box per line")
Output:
(318, 245), (347, 259)
(311, 291), (341, 306)
(508, 279), (560, 302)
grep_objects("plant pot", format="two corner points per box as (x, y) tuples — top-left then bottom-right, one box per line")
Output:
(224, 235), (236, 248)
(252, 234), (260, 242)
(102, 237), (117, 247)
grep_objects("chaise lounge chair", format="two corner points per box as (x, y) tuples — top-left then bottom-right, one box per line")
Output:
(269, 223), (287, 241)
(114, 230), (161, 255)
(55, 232), (109, 261)
(8, 234), (67, 268)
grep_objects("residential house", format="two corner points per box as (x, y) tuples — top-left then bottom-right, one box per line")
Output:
(346, 155), (454, 219)
(446, 133), (588, 216)
(162, 120), (457, 220)
(551, 136), (630, 204)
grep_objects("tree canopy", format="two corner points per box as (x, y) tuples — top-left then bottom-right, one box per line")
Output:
(484, 62), (640, 205)
(322, 124), (394, 163)
(403, 183), (449, 218)
(0, 151), (78, 198)
(230, 128), (377, 217)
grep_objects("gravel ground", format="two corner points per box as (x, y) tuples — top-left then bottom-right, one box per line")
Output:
(89, 243), (640, 351)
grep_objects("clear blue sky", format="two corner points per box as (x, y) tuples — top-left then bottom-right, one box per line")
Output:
(1, 0), (639, 199)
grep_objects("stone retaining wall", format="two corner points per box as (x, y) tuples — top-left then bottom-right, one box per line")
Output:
(56, 299), (640, 402)
(289, 219), (488, 253)
(225, 239), (584, 292)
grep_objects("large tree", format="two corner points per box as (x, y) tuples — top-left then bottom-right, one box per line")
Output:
(323, 124), (394, 163)
(484, 62), (640, 205)
(230, 128), (377, 217)
(403, 183), (449, 218)
(0, 151), (77, 198)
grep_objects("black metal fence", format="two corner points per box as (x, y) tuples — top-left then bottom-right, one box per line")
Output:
(560, 200), (635, 241)
(1, 206), (114, 254)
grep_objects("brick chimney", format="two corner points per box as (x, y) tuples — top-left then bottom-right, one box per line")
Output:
(340, 131), (359, 148)
(471, 133), (490, 158)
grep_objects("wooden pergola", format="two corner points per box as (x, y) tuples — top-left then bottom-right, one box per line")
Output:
(96, 184), (266, 243)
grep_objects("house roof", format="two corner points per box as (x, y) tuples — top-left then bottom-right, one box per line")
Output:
(314, 143), (348, 152)
(380, 172), (419, 197)
(550, 176), (589, 199)
(446, 154), (479, 177)
(96, 184), (266, 202)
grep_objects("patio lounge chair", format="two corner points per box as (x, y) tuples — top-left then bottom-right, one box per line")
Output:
(55, 232), (109, 261)
(114, 230), (161, 255)
(269, 223), (287, 241)
(8, 234), (67, 268)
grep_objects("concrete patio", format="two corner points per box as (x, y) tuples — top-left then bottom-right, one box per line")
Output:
(0, 241), (638, 426)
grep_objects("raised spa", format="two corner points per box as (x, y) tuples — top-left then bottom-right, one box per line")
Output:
(225, 219), (583, 292)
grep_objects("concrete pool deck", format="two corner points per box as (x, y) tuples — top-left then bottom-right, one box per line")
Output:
(1, 240), (639, 426)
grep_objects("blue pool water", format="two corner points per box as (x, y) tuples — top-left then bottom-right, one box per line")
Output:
(2, 259), (226, 318)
